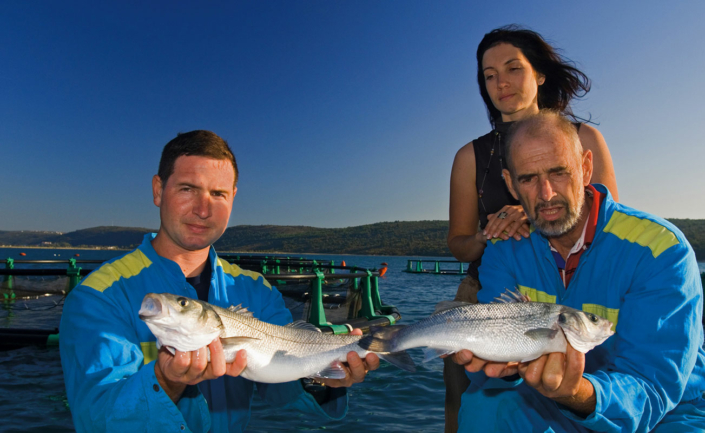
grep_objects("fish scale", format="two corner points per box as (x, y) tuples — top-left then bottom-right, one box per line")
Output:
(359, 301), (614, 364)
(212, 302), (373, 383)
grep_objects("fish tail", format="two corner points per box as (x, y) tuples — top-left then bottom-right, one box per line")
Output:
(378, 351), (416, 373)
(358, 325), (406, 352)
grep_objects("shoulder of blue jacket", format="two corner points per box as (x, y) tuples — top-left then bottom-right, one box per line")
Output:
(602, 208), (682, 258)
(81, 249), (152, 293)
(216, 257), (272, 289)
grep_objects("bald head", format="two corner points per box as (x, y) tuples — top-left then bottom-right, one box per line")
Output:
(504, 110), (583, 179)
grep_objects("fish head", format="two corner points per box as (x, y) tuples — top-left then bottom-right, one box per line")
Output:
(139, 292), (223, 352)
(557, 307), (615, 353)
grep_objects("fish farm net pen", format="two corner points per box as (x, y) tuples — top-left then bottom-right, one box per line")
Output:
(1, 255), (401, 348)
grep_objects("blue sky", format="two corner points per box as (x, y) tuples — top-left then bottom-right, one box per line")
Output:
(1, 1), (704, 232)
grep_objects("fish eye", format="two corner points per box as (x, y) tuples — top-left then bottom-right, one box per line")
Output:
(588, 313), (598, 323)
(177, 297), (188, 307)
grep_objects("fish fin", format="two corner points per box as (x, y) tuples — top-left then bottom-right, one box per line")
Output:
(493, 287), (531, 304)
(164, 345), (175, 356)
(422, 348), (454, 363)
(433, 300), (471, 314)
(378, 351), (416, 372)
(357, 325), (406, 352)
(310, 362), (347, 380)
(221, 336), (260, 346)
(227, 304), (254, 317)
(285, 320), (322, 332)
(524, 328), (559, 340)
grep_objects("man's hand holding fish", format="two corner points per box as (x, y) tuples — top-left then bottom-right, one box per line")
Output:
(155, 337), (248, 403)
(452, 341), (594, 415)
(313, 329), (381, 388)
(451, 349), (518, 377)
(516, 344), (596, 416)
(154, 327), (379, 403)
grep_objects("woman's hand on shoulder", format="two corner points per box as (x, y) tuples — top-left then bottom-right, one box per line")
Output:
(483, 205), (530, 241)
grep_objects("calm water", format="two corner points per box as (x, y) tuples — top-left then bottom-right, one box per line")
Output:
(0, 248), (463, 432)
(2, 247), (705, 432)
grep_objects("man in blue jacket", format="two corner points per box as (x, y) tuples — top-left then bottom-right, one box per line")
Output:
(60, 130), (379, 432)
(453, 111), (705, 432)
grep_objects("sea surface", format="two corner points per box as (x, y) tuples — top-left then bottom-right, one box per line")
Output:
(1, 247), (704, 433)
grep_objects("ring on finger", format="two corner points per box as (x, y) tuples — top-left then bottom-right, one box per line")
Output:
(497, 211), (508, 219)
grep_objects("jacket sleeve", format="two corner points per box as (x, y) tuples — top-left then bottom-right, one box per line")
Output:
(559, 243), (704, 432)
(59, 285), (210, 433)
(253, 279), (348, 420)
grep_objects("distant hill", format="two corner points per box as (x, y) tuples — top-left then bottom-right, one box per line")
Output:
(666, 219), (705, 260)
(1, 219), (704, 260)
(0, 226), (153, 249)
(214, 221), (450, 256)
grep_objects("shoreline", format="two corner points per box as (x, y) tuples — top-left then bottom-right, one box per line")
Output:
(0, 245), (453, 258)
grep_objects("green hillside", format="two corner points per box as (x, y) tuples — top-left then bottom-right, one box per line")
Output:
(1, 219), (704, 260)
(0, 226), (153, 249)
(214, 221), (450, 256)
(667, 219), (705, 259)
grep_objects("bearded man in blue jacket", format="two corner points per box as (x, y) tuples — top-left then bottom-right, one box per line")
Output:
(453, 111), (705, 432)
(60, 130), (379, 432)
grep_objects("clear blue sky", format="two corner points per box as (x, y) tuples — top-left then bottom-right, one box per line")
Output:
(1, 1), (704, 232)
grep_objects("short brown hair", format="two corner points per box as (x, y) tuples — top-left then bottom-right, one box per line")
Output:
(505, 110), (582, 177)
(158, 130), (238, 186)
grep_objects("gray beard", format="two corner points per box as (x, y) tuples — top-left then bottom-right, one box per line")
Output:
(522, 190), (585, 238)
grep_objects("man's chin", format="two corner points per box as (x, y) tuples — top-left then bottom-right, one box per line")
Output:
(178, 234), (220, 252)
(534, 218), (577, 238)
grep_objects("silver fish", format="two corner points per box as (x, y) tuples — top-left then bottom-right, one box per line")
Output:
(138, 292), (415, 383)
(359, 292), (614, 363)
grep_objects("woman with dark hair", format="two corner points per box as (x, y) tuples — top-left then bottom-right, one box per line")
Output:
(443, 25), (618, 433)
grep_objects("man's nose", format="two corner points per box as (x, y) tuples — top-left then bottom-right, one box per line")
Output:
(539, 178), (556, 202)
(193, 194), (211, 219)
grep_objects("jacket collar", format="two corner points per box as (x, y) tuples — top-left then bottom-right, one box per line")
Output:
(137, 233), (218, 293)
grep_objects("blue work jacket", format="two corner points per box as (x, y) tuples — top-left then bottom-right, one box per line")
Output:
(471, 184), (705, 432)
(60, 234), (347, 432)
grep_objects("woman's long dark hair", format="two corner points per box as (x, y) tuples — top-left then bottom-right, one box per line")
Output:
(477, 25), (591, 128)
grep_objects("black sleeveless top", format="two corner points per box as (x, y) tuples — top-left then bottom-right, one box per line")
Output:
(473, 121), (519, 230)
(466, 121), (581, 278)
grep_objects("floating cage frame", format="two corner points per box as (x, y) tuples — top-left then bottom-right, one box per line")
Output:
(1, 255), (401, 349)
(403, 259), (469, 275)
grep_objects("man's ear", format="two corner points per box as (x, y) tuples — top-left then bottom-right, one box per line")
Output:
(581, 149), (594, 187)
(503, 169), (519, 200)
(152, 175), (163, 207)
